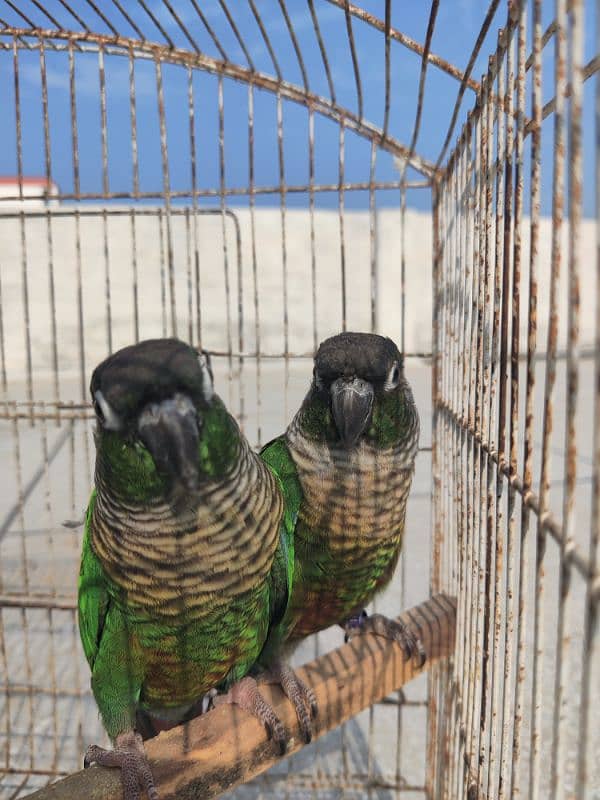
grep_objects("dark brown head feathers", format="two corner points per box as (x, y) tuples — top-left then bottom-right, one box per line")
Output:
(314, 332), (402, 382)
(90, 338), (209, 422)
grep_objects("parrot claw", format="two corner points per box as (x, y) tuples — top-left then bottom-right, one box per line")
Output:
(213, 676), (288, 755)
(343, 609), (368, 642)
(343, 611), (426, 668)
(200, 687), (218, 714)
(84, 731), (158, 800)
(263, 660), (318, 744)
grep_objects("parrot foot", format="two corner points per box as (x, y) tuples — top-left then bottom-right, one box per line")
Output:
(213, 675), (288, 755)
(84, 730), (158, 800)
(262, 660), (318, 745)
(344, 610), (426, 667)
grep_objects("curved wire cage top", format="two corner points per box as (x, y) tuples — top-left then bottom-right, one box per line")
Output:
(0, 0), (503, 198)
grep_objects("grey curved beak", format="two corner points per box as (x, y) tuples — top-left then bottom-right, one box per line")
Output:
(137, 393), (200, 497)
(330, 377), (374, 448)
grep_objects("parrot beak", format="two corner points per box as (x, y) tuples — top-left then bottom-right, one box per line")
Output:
(137, 393), (200, 500)
(330, 377), (374, 449)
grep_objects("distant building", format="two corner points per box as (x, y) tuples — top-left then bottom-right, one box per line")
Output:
(0, 176), (59, 209)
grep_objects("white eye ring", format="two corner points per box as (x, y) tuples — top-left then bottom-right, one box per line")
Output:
(198, 352), (214, 402)
(384, 362), (401, 391)
(94, 390), (122, 430)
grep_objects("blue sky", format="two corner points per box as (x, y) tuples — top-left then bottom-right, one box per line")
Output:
(0, 0), (596, 215)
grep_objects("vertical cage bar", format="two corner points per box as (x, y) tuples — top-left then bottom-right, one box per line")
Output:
(449, 123), (468, 800)
(68, 42), (87, 404)
(187, 66), (201, 347)
(400, 184), (407, 353)
(512, 0), (542, 795)
(438, 153), (453, 799)
(338, 121), (347, 332)
(155, 57), (177, 339)
(248, 84), (262, 444)
(0, 239), (7, 402)
(486, 34), (507, 799)
(497, 6), (525, 798)
(39, 41), (61, 420)
(308, 108), (319, 351)
(185, 207), (193, 344)
(479, 51), (498, 797)
(576, 0), (600, 782)
(13, 38), (33, 418)
(382, 0), (391, 138)
(98, 46), (113, 354)
(217, 75), (233, 406)
(426, 176), (442, 797)
(276, 91), (290, 419)
(463, 110), (482, 796)
(0, 605), (8, 772)
(10, 414), (34, 768)
(369, 139), (377, 333)
(128, 48), (140, 343)
(39, 409), (59, 775)
(472, 71), (493, 794)
(129, 46), (140, 198)
(551, 1), (583, 797)
(158, 208), (168, 339)
(530, 1), (567, 797)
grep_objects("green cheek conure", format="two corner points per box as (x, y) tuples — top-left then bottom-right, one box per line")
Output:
(78, 338), (309, 800)
(260, 332), (426, 741)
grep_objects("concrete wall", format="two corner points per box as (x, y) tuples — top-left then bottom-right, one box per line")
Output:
(0, 205), (594, 401)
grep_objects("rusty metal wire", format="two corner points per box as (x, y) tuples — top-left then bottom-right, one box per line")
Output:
(431, 1), (599, 798)
(0, 1), (597, 799)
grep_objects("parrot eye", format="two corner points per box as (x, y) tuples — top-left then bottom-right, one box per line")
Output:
(92, 398), (104, 423)
(198, 352), (214, 402)
(384, 362), (401, 391)
(93, 390), (122, 430)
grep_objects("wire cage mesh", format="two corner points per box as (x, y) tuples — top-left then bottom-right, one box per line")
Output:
(0, 1), (597, 799)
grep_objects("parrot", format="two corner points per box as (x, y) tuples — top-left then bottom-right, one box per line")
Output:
(259, 332), (425, 739)
(78, 338), (313, 800)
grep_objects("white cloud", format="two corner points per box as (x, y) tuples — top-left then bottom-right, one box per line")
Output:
(17, 54), (164, 100)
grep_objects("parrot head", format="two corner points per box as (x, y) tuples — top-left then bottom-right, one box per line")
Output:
(90, 338), (226, 504)
(299, 332), (415, 450)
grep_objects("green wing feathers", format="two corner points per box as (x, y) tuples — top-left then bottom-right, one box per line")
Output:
(78, 490), (109, 670)
(260, 435), (303, 520)
(261, 434), (302, 614)
(258, 436), (302, 659)
(78, 491), (144, 738)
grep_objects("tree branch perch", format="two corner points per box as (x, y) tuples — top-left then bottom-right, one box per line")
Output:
(25, 593), (456, 800)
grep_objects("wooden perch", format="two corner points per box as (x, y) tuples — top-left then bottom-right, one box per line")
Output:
(25, 594), (456, 800)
